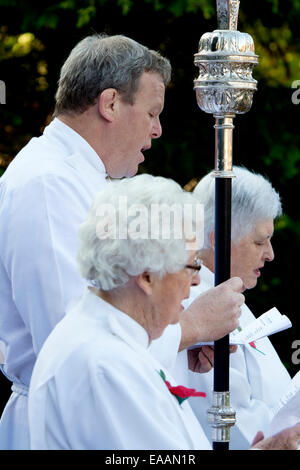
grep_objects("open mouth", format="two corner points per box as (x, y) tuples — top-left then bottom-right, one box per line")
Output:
(141, 144), (151, 154)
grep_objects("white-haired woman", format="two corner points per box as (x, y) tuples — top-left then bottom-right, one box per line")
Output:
(27, 174), (214, 450)
(174, 166), (291, 450)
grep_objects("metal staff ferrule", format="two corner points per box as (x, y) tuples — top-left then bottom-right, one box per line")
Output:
(213, 114), (235, 176)
(207, 391), (236, 442)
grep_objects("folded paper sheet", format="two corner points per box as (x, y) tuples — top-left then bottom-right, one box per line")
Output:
(189, 307), (292, 348)
(266, 371), (300, 449)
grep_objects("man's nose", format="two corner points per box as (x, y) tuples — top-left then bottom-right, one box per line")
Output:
(152, 117), (162, 139)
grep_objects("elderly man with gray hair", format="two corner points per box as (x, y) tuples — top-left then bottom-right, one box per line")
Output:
(28, 174), (300, 450)
(173, 166), (292, 450)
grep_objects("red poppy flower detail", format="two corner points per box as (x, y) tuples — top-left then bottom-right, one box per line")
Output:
(249, 341), (266, 355)
(158, 369), (206, 405)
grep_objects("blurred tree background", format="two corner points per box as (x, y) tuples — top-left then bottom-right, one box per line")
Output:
(0, 0), (299, 410)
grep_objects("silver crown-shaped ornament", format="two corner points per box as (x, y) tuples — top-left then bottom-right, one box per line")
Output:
(194, 0), (258, 115)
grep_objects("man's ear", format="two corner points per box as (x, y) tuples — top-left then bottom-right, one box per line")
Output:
(209, 229), (215, 250)
(98, 88), (119, 122)
(135, 271), (155, 296)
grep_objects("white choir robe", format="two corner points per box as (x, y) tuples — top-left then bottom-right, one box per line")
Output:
(28, 289), (211, 450)
(171, 265), (291, 450)
(0, 117), (182, 449)
(0, 118), (108, 449)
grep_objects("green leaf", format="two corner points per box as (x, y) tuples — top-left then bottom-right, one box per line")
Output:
(158, 369), (166, 381)
(117, 0), (133, 15)
(76, 6), (97, 28)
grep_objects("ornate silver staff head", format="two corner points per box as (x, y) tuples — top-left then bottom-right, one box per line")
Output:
(194, 0), (258, 116)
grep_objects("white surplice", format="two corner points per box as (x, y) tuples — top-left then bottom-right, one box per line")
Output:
(172, 265), (291, 450)
(0, 118), (108, 449)
(28, 289), (211, 450)
(0, 117), (182, 449)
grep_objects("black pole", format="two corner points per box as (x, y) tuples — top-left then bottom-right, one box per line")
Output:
(213, 177), (232, 450)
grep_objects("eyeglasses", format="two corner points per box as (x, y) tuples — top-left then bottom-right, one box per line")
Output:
(185, 256), (202, 278)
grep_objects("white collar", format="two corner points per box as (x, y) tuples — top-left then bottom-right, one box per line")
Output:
(78, 288), (150, 351)
(43, 118), (107, 176)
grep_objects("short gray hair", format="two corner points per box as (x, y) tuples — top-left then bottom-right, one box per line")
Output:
(54, 34), (171, 115)
(77, 174), (200, 291)
(193, 166), (282, 249)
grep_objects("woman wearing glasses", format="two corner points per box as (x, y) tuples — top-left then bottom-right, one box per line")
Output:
(27, 174), (214, 449)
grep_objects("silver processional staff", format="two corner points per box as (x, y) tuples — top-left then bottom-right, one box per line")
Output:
(194, 0), (258, 450)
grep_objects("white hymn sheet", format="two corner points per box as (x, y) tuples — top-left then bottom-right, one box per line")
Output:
(189, 307), (292, 348)
(266, 371), (300, 449)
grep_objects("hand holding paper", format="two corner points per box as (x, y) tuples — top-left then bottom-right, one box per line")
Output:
(230, 307), (292, 345)
(189, 307), (292, 348)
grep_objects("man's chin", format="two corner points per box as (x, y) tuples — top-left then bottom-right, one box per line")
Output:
(125, 164), (140, 178)
(244, 279), (258, 291)
(108, 163), (139, 179)
(128, 169), (139, 178)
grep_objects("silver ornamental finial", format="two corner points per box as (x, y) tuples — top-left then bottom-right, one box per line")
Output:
(194, 0), (258, 116)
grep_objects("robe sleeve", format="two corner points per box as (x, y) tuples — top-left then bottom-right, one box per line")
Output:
(1, 174), (87, 354)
